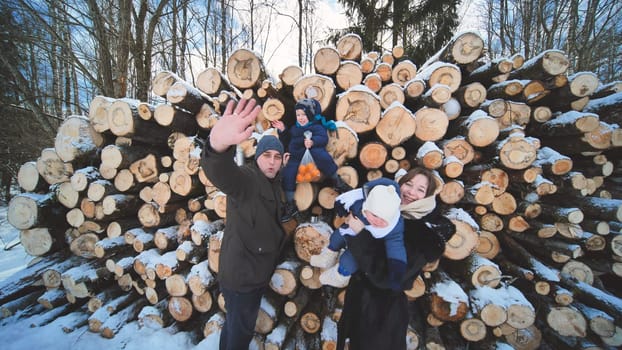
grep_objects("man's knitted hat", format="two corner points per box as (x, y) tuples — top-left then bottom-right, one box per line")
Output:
(295, 98), (321, 120)
(362, 185), (401, 224)
(255, 135), (284, 160)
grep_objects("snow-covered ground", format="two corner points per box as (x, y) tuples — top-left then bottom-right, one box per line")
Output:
(0, 207), (29, 281)
(0, 205), (220, 349)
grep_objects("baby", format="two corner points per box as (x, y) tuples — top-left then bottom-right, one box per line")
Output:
(310, 179), (406, 289)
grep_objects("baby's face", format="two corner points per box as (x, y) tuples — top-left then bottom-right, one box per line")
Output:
(363, 210), (389, 228)
(296, 109), (309, 126)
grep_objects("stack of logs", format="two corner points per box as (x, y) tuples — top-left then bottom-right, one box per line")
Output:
(4, 30), (622, 349)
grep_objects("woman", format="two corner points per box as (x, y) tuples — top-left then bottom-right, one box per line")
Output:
(336, 167), (456, 350)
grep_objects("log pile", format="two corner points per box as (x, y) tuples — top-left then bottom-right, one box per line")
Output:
(5, 30), (622, 349)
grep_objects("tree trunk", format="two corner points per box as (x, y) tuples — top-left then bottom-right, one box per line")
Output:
(428, 271), (470, 321)
(54, 115), (103, 164)
(453, 111), (500, 148)
(36, 148), (74, 185)
(226, 48), (267, 90)
(293, 221), (332, 263)
(334, 87), (381, 134)
(152, 104), (199, 136)
(509, 49), (569, 80)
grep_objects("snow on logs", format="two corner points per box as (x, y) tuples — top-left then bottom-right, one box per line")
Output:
(4, 30), (622, 348)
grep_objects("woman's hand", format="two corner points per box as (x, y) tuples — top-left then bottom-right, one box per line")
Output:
(346, 213), (365, 234)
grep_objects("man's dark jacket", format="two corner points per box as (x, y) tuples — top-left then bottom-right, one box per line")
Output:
(201, 143), (286, 292)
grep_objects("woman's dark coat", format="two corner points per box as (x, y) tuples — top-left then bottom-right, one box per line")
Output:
(337, 208), (456, 350)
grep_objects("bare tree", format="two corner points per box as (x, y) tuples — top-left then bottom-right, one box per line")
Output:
(86, 0), (116, 97)
(2, 0), (338, 127)
(297, 0), (317, 69)
(179, 2), (189, 80)
(195, 1), (215, 67)
(117, 0), (132, 96)
(298, 0), (304, 66)
(133, 0), (171, 101)
(220, 0), (228, 71)
(481, 0), (622, 81)
(302, 1), (319, 71)
(49, 0), (62, 116)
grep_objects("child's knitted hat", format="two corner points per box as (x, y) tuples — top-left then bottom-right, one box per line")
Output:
(295, 98), (321, 120)
(362, 185), (401, 224)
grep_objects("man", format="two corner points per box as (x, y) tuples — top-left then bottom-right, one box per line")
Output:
(200, 98), (287, 350)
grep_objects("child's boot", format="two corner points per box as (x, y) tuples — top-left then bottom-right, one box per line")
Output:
(309, 247), (339, 268)
(319, 264), (351, 288)
(281, 200), (299, 222)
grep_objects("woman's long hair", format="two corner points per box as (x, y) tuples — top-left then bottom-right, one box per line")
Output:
(397, 167), (437, 197)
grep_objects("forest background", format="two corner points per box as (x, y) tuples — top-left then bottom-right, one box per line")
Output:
(1, 0), (621, 203)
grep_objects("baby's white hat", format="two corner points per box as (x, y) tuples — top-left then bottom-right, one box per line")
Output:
(362, 185), (401, 223)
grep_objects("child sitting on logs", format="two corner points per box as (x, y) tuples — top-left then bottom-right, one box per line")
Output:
(271, 97), (351, 221)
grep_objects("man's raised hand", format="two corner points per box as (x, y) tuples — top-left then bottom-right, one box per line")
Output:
(209, 99), (261, 152)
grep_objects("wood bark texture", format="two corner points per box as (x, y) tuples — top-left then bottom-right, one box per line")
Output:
(5, 30), (622, 348)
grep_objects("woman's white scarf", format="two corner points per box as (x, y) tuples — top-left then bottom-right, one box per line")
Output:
(399, 195), (436, 220)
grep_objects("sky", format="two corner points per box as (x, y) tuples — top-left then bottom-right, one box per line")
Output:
(261, 0), (351, 76)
